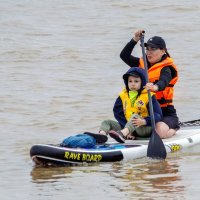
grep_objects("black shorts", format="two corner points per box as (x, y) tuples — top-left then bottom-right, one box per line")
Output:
(162, 116), (179, 129)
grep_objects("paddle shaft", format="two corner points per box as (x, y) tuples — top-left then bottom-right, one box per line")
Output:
(140, 34), (167, 159)
(140, 35), (156, 130)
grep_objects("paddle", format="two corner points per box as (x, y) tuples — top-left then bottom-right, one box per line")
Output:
(140, 34), (167, 159)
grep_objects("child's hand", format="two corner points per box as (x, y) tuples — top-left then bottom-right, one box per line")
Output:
(132, 117), (146, 128)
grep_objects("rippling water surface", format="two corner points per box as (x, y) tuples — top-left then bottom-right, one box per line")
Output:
(0, 1), (200, 200)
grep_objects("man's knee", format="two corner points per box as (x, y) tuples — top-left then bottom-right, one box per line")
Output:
(156, 122), (169, 139)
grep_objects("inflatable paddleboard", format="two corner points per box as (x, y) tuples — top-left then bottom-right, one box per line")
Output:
(30, 127), (200, 166)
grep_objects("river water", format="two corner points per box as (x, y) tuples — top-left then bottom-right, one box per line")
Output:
(0, 1), (200, 200)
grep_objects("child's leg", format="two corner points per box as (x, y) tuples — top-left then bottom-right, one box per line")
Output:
(126, 114), (151, 138)
(99, 120), (121, 135)
(135, 126), (152, 138)
(108, 114), (139, 142)
(123, 114), (140, 136)
(132, 114), (152, 137)
(109, 114), (146, 143)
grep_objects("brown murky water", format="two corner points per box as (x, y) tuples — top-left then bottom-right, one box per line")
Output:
(0, 1), (200, 199)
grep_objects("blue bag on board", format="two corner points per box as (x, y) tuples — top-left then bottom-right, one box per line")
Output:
(60, 134), (96, 148)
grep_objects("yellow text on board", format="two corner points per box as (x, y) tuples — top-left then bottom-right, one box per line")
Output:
(64, 151), (102, 162)
(170, 144), (181, 152)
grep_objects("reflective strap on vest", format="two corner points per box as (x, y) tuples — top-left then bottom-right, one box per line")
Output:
(158, 98), (173, 104)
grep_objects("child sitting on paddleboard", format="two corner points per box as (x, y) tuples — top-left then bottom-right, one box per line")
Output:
(96, 67), (163, 143)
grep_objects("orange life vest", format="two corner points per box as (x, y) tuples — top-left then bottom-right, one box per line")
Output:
(139, 57), (178, 107)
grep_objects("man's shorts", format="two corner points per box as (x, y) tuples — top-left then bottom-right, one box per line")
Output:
(162, 116), (179, 129)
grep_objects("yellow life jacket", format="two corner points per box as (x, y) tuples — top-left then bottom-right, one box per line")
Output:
(119, 88), (153, 121)
(139, 57), (178, 107)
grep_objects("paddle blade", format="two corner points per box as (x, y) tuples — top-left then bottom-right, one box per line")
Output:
(147, 130), (167, 159)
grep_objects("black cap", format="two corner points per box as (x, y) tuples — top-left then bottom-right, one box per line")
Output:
(144, 36), (166, 49)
